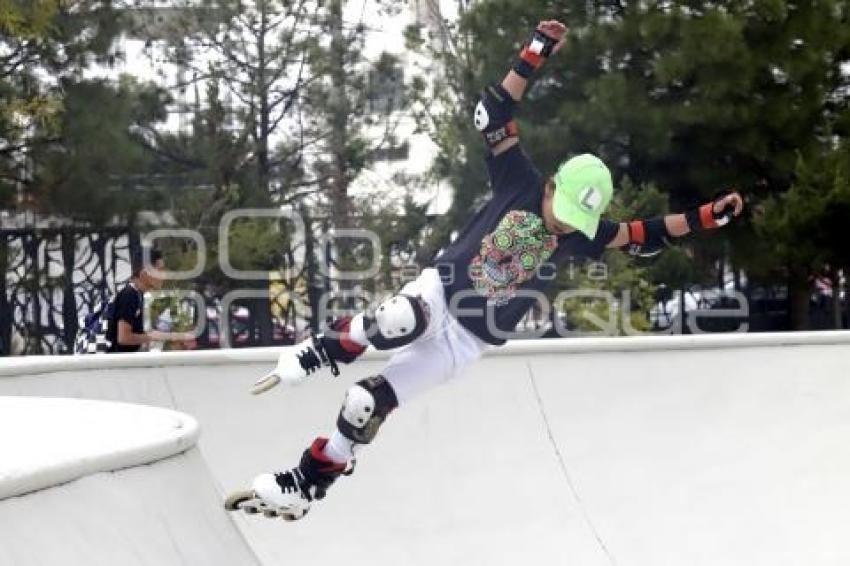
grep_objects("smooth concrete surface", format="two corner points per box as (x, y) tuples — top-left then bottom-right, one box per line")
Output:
(0, 397), (199, 499)
(0, 398), (259, 566)
(1, 332), (850, 566)
(0, 449), (261, 566)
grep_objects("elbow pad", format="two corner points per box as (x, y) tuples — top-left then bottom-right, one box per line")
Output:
(473, 83), (518, 148)
(624, 217), (671, 257)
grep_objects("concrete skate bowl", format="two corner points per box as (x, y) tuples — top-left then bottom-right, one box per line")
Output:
(1, 331), (850, 566)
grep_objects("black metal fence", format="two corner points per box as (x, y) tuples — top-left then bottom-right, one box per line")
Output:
(0, 225), (319, 355)
(1, 228), (142, 355)
(2, 222), (842, 356)
(0, 215), (430, 355)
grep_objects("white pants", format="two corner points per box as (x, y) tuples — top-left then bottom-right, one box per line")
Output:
(380, 268), (488, 405)
(324, 269), (488, 463)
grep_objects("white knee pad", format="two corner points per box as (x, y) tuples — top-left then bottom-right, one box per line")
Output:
(336, 375), (398, 445)
(362, 294), (429, 350)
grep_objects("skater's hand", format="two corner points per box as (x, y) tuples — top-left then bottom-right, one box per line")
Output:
(713, 191), (744, 219)
(537, 20), (568, 55)
(172, 331), (195, 342)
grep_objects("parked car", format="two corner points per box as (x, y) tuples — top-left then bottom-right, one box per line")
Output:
(155, 304), (297, 349)
(203, 306), (297, 348)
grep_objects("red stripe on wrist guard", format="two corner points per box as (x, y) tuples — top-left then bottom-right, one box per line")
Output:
(628, 221), (646, 244)
(519, 47), (545, 69)
(699, 203), (718, 229)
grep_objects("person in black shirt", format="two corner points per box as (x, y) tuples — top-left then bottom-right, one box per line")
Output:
(229, 19), (744, 521)
(107, 249), (190, 353)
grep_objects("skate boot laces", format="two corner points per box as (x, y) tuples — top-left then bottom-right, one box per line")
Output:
(296, 334), (340, 377)
(275, 469), (315, 502)
(295, 346), (323, 375)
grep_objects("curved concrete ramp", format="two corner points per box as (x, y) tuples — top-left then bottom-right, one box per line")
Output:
(1, 332), (850, 566)
(0, 397), (260, 566)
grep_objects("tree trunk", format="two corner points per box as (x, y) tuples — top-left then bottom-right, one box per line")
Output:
(326, 0), (358, 310)
(26, 235), (43, 354)
(302, 212), (324, 332)
(0, 239), (10, 356)
(845, 266), (850, 330)
(831, 268), (843, 329)
(256, 1), (270, 201)
(328, 0), (351, 230)
(61, 230), (78, 351)
(787, 265), (810, 330)
(717, 251), (725, 291)
(246, 1), (273, 346)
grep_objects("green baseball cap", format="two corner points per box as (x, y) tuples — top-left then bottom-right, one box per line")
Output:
(552, 154), (613, 239)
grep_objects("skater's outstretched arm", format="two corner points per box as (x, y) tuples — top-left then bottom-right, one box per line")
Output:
(500, 20), (567, 105)
(605, 191), (745, 255)
(116, 321), (191, 348)
(474, 20), (568, 156)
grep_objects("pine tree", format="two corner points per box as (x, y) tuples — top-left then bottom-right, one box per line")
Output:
(132, 0), (324, 205)
(424, 0), (850, 329)
(0, 0), (123, 211)
(303, 0), (412, 304)
(29, 77), (169, 224)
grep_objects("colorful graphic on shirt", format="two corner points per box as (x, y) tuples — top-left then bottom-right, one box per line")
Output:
(469, 210), (557, 305)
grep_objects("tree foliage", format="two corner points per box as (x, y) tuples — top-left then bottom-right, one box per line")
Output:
(128, 0), (319, 206)
(29, 77), (169, 224)
(415, 0), (850, 329)
(0, 0), (132, 213)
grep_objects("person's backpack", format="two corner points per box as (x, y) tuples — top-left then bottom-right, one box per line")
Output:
(74, 298), (116, 354)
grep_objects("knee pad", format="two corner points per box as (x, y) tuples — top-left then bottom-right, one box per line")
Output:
(336, 375), (398, 445)
(363, 294), (429, 350)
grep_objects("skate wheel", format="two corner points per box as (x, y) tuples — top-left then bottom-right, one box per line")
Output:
(243, 506), (260, 515)
(263, 510), (279, 519)
(251, 372), (281, 395)
(282, 507), (308, 521)
(224, 489), (255, 512)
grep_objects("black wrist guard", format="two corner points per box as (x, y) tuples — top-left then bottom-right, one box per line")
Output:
(513, 28), (558, 79)
(624, 217), (671, 257)
(685, 194), (735, 232)
(473, 83), (518, 148)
